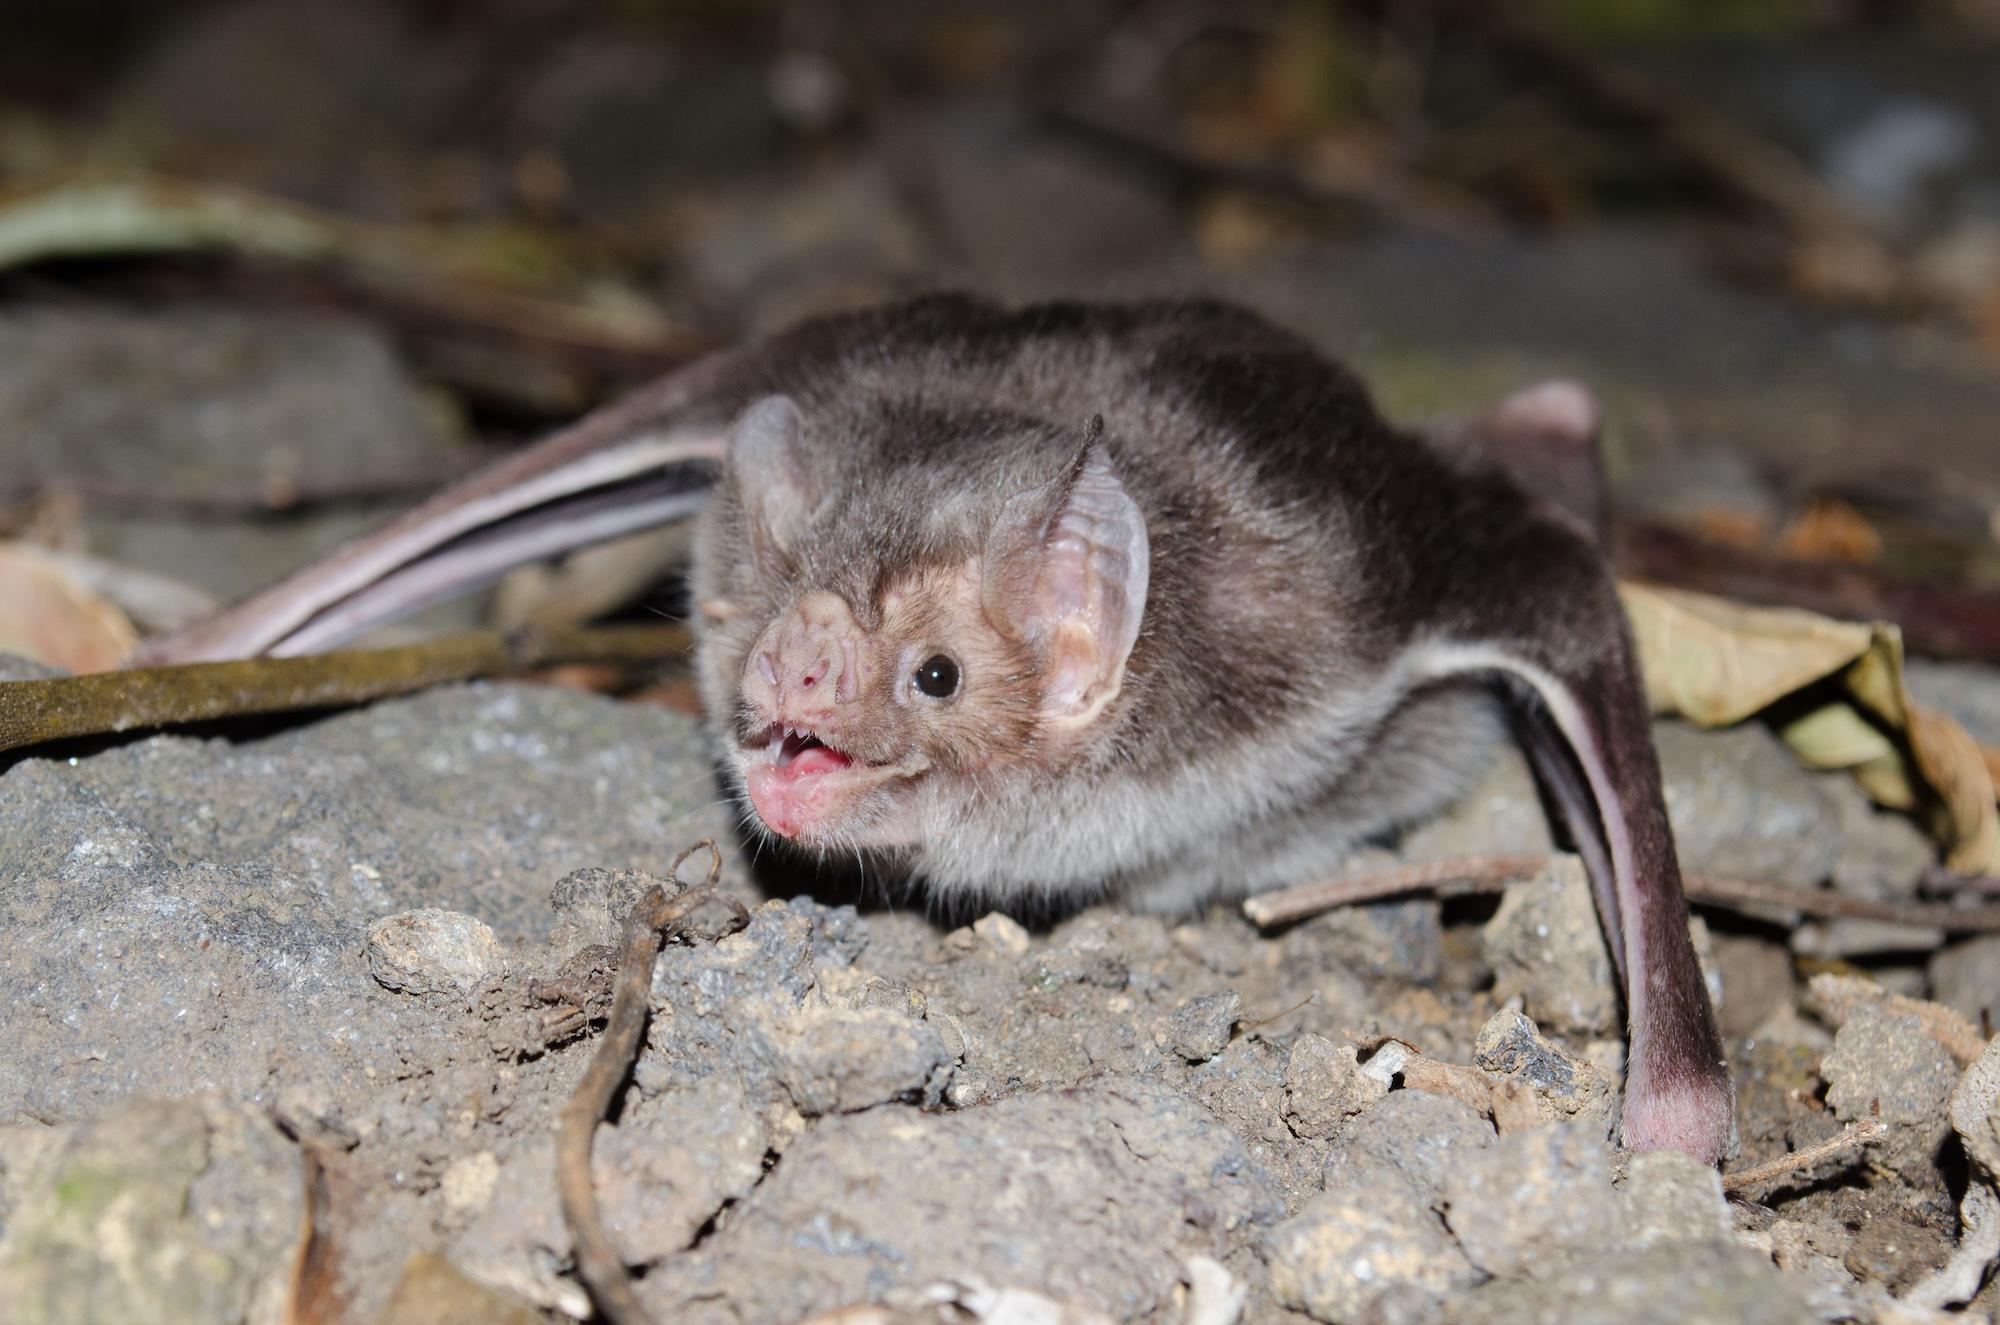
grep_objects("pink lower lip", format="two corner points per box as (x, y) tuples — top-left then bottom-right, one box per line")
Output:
(749, 731), (861, 837)
(782, 744), (852, 778)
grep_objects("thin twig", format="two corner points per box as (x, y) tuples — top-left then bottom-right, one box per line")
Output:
(0, 622), (693, 756)
(1722, 1120), (1887, 1192)
(556, 841), (747, 1325)
(1241, 852), (2000, 933)
(1922, 865), (2000, 898)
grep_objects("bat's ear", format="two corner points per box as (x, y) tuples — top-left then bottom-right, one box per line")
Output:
(1432, 379), (1609, 541)
(729, 395), (815, 568)
(983, 441), (1150, 729)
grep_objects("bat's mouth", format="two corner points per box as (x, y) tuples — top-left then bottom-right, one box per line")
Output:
(740, 723), (928, 844)
(760, 724), (857, 778)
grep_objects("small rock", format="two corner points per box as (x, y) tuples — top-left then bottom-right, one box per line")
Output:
(971, 911), (1031, 957)
(440, 1150), (501, 1214)
(546, 866), (678, 950)
(1709, 935), (1795, 1040)
(1322, 1088), (1494, 1197)
(1440, 1126), (1621, 1279)
(1294, 897), (1445, 985)
(1264, 1183), (1478, 1323)
(367, 907), (506, 997)
(1820, 1003), (1959, 1177)
(1481, 863), (1619, 1036)
(1654, 722), (1844, 886)
(1473, 1009), (1615, 1132)
(591, 1078), (771, 1262)
(1283, 1034), (1387, 1140)
(637, 1076), (1284, 1322)
(774, 1004), (952, 1114)
(1826, 776), (1938, 899)
(1455, 1242), (1816, 1325)
(1619, 1149), (1731, 1248)
(1791, 917), (1946, 959)
(1168, 991), (1242, 1063)
(1842, 1213), (1954, 1292)
(1929, 933), (2000, 1028)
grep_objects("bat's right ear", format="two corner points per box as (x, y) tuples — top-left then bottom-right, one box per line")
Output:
(1431, 379), (1608, 542)
(729, 395), (814, 569)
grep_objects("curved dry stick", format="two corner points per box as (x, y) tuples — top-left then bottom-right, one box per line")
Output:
(555, 840), (746, 1325)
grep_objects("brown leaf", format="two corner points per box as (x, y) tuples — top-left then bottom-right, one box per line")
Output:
(1621, 579), (2000, 875)
(1620, 581), (1873, 725)
(0, 543), (137, 674)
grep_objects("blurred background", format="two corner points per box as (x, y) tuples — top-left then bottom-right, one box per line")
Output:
(3, 0), (1999, 663)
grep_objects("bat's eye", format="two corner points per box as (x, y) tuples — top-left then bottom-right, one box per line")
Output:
(913, 654), (960, 699)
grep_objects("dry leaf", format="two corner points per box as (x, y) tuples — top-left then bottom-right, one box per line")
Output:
(1620, 581), (1874, 725)
(1773, 497), (1882, 564)
(1620, 579), (2000, 875)
(0, 543), (137, 674)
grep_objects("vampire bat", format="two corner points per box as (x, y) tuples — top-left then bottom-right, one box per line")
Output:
(137, 295), (1734, 1163)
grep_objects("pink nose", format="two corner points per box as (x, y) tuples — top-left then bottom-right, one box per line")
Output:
(793, 654), (830, 690)
(745, 591), (864, 714)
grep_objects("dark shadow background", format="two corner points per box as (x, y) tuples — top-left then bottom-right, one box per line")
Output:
(4, 0), (1999, 615)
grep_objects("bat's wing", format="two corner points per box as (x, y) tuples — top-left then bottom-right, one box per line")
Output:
(133, 345), (778, 665)
(1412, 388), (1734, 1163)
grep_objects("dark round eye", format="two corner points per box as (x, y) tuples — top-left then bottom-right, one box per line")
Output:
(913, 653), (960, 699)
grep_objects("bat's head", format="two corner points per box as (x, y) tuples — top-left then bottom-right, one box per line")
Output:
(695, 396), (1150, 851)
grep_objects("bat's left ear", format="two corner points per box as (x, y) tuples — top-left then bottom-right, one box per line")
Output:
(729, 395), (816, 572)
(983, 441), (1151, 728)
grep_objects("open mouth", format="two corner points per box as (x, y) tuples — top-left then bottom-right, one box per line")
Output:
(740, 722), (931, 843)
(755, 724), (858, 780)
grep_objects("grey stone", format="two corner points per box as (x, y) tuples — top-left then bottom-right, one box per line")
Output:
(1283, 1034), (1387, 1141)
(1322, 1088), (1494, 1198)
(1653, 722), (1844, 885)
(366, 907), (506, 997)
(1826, 776), (1938, 901)
(1472, 1010), (1615, 1132)
(638, 1076), (1285, 1323)
(1820, 1003), (1959, 1178)
(1265, 1183), (1477, 1323)
(1929, 934), (2000, 1028)
(0, 653), (63, 682)
(1709, 934), (1796, 1039)
(1401, 720), (1847, 894)
(1454, 1242), (1816, 1325)
(1619, 1149), (1732, 1248)
(0, 305), (468, 601)
(0, 683), (742, 1125)
(454, 1075), (766, 1288)
(1439, 1126), (1622, 1279)
(1169, 991), (1243, 1063)
(1481, 865), (1619, 1037)
(772, 1003), (952, 1114)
